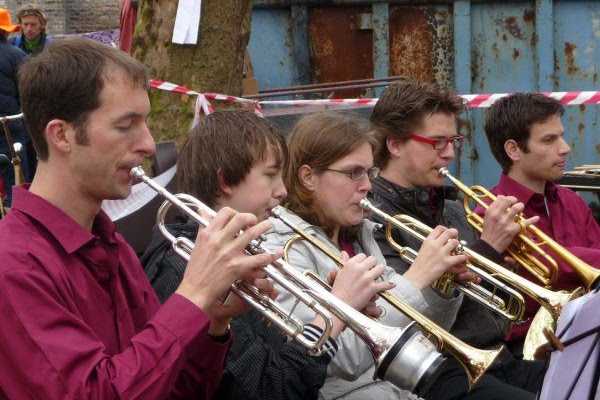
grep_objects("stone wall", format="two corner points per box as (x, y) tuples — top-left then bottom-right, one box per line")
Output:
(2, 0), (120, 35)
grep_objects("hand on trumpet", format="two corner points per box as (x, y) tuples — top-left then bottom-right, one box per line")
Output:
(313, 251), (395, 337)
(175, 207), (282, 335)
(480, 195), (539, 253)
(403, 226), (472, 289)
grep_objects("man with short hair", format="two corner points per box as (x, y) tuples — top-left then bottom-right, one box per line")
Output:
(9, 4), (51, 55)
(368, 80), (545, 399)
(0, 37), (278, 399)
(483, 92), (600, 344)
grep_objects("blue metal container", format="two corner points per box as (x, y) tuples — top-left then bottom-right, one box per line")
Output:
(249, 1), (600, 192)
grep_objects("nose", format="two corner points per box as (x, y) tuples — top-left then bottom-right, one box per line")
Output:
(358, 174), (372, 192)
(137, 123), (156, 158)
(439, 141), (456, 160)
(558, 136), (571, 155)
(273, 177), (287, 202)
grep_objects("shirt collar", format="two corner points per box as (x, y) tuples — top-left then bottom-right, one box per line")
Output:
(11, 186), (117, 254)
(497, 174), (559, 204)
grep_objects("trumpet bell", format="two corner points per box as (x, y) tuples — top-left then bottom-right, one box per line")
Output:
(377, 323), (448, 395)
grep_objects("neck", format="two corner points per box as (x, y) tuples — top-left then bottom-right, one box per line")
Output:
(330, 226), (341, 247)
(380, 163), (414, 189)
(29, 163), (101, 231)
(507, 168), (546, 194)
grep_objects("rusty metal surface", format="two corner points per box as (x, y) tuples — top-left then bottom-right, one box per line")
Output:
(388, 5), (452, 86)
(308, 6), (374, 97)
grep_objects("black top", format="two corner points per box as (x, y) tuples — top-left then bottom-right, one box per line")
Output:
(368, 175), (511, 348)
(141, 220), (337, 400)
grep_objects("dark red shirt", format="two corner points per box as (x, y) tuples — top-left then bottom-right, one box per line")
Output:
(489, 174), (600, 341)
(0, 186), (230, 399)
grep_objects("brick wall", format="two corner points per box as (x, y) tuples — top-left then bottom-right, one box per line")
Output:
(3, 0), (120, 35)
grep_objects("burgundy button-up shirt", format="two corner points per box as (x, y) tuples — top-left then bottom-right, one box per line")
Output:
(489, 174), (600, 341)
(0, 186), (230, 399)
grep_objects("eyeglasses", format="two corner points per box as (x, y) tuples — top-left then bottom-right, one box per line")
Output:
(324, 166), (380, 181)
(409, 133), (464, 151)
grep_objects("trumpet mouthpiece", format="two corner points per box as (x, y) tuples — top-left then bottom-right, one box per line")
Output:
(359, 198), (372, 209)
(130, 166), (145, 179)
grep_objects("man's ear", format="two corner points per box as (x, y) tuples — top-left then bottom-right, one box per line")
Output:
(298, 164), (316, 191)
(45, 119), (73, 155)
(504, 139), (522, 162)
(386, 136), (403, 158)
(217, 169), (233, 197)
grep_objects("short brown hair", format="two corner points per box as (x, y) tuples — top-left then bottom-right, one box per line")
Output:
(18, 37), (148, 160)
(177, 110), (287, 207)
(284, 111), (376, 235)
(16, 4), (47, 26)
(370, 80), (464, 168)
(484, 93), (564, 173)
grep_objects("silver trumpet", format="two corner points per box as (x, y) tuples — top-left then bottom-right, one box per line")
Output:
(132, 166), (448, 393)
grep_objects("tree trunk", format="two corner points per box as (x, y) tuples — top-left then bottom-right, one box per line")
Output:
(132, 0), (252, 142)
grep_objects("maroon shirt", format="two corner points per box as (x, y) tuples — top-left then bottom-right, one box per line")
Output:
(489, 174), (600, 341)
(0, 186), (230, 399)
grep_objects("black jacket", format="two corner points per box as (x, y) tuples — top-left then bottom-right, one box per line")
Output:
(141, 221), (335, 400)
(368, 176), (510, 348)
(0, 39), (25, 117)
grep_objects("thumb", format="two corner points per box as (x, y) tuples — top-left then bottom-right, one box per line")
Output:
(340, 250), (350, 262)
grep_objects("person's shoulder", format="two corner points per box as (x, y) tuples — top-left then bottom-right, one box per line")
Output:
(0, 215), (57, 275)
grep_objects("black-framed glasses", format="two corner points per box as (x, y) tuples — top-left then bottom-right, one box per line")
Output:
(409, 133), (464, 151)
(324, 166), (380, 181)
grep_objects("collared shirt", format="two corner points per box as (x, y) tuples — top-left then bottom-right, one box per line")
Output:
(0, 186), (230, 399)
(490, 174), (600, 341)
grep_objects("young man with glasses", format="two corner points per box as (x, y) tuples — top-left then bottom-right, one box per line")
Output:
(368, 80), (546, 399)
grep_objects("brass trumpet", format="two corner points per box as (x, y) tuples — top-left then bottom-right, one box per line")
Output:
(271, 206), (502, 389)
(438, 168), (594, 359)
(360, 199), (526, 322)
(133, 167), (449, 393)
(440, 167), (600, 291)
(360, 197), (580, 321)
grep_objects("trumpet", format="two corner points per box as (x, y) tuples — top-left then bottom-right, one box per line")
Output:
(359, 198), (581, 332)
(439, 167), (600, 291)
(360, 199), (526, 322)
(438, 168), (593, 359)
(271, 205), (502, 389)
(132, 167), (448, 393)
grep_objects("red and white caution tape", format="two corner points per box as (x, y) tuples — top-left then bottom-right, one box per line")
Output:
(150, 79), (600, 114)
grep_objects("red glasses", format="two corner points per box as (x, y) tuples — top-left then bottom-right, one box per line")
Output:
(409, 133), (464, 150)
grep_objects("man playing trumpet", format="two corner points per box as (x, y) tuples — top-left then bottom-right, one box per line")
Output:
(483, 93), (600, 345)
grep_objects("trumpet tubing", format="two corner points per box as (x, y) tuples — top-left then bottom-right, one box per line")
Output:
(133, 167), (446, 393)
(272, 205), (501, 389)
(439, 167), (600, 292)
(362, 199), (526, 323)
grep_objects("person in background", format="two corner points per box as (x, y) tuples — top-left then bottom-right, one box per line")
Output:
(9, 4), (51, 55)
(0, 8), (30, 207)
(142, 110), (389, 400)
